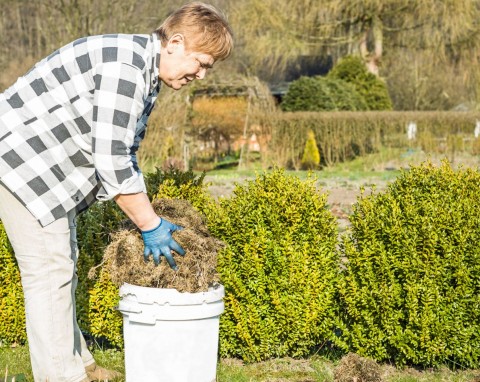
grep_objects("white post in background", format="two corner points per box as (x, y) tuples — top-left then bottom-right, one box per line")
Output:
(238, 92), (252, 170)
(407, 121), (417, 141)
(183, 144), (189, 171)
(474, 120), (480, 138)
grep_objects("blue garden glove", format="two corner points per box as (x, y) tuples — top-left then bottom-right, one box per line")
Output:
(141, 218), (186, 270)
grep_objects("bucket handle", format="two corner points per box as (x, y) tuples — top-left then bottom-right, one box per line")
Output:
(116, 302), (142, 314)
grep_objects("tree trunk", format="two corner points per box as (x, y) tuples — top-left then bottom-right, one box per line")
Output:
(359, 15), (383, 76)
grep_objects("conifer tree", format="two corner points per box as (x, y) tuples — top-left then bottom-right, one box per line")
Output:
(301, 129), (320, 169)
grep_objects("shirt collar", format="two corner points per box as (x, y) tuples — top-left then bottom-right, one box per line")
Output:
(150, 33), (161, 91)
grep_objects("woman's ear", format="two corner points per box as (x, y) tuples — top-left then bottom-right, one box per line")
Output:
(166, 33), (185, 54)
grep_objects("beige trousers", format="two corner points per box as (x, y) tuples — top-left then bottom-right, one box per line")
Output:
(0, 183), (94, 382)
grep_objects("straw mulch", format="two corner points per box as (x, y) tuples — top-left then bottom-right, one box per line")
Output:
(334, 353), (383, 382)
(89, 198), (224, 293)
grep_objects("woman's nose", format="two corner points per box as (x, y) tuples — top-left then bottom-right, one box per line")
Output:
(196, 67), (207, 79)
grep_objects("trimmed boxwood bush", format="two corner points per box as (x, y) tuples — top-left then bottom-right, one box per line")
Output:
(87, 265), (124, 347)
(0, 221), (26, 345)
(338, 160), (480, 367)
(76, 200), (125, 332)
(328, 55), (393, 111)
(208, 169), (339, 362)
(281, 75), (367, 112)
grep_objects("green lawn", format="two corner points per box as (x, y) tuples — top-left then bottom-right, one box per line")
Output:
(201, 147), (430, 189)
(1, 346), (479, 382)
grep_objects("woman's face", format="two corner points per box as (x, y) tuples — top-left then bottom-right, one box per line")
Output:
(159, 34), (215, 90)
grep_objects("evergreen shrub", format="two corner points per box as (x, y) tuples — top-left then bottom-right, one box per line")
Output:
(88, 265), (124, 348)
(146, 167), (213, 215)
(144, 166), (206, 201)
(76, 200), (125, 332)
(209, 169), (339, 362)
(0, 221), (26, 345)
(301, 129), (320, 169)
(328, 55), (393, 111)
(281, 76), (367, 112)
(338, 160), (480, 367)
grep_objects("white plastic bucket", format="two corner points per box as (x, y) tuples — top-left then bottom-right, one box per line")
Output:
(118, 283), (225, 382)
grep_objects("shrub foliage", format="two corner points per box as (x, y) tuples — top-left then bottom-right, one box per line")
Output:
(328, 55), (393, 111)
(76, 200), (125, 333)
(338, 160), (480, 367)
(0, 221), (26, 345)
(281, 76), (367, 112)
(301, 129), (320, 170)
(209, 169), (339, 362)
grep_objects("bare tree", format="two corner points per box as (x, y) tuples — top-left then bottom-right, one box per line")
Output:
(224, 0), (480, 79)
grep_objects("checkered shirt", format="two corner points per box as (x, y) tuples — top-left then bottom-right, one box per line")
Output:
(0, 33), (161, 226)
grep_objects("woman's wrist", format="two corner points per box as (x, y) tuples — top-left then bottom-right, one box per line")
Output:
(113, 193), (160, 231)
(138, 216), (161, 232)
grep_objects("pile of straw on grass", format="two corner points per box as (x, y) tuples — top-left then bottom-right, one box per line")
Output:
(334, 353), (382, 382)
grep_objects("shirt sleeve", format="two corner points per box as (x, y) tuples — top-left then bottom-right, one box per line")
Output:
(91, 62), (147, 200)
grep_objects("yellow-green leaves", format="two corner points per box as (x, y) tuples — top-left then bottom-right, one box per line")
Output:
(0, 222), (26, 345)
(211, 169), (339, 362)
(339, 160), (480, 368)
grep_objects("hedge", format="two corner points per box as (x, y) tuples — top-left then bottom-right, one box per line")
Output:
(0, 221), (25, 345)
(208, 169), (339, 362)
(270, 111), (480, 168)
(337, 160), (480, 368)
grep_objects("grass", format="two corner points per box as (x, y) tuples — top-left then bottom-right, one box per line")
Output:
(202, 147), (422, 186)
(1, 346), (479, 382)
(205, 146), (479, 177)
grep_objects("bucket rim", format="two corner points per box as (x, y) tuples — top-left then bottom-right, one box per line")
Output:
(119, 282), (225, 305)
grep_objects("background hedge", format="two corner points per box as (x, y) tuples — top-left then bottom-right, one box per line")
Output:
(270, 111), (480, 168)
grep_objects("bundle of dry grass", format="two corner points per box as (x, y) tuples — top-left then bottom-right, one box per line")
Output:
(90, 198), (224, 293)
(334, 353), (382, 382)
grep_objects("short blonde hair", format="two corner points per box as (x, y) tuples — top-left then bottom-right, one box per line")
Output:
(155, 2), (234, 61)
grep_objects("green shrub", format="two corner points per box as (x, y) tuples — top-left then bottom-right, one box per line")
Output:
(0, 221), (26, 345)
(328, 55), (393, 111)
(322, 77), (368, 111)
(144, 166), (207, 202)
(88, 267), (123, 348)
(281, 76), (367, 112)
(209, 169), (339, 362)
(153, 169), (214, 216)
(76, 201), (125, 334)
(338, 160), (480, 367)
(281, 76), (326, 112)
(301, 129), (320, 170)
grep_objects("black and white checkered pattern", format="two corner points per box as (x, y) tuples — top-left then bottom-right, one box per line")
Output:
(0, 33), (161, 226)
